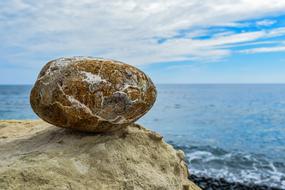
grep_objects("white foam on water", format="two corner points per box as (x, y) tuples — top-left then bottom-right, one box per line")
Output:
(184, 146), (285, 189)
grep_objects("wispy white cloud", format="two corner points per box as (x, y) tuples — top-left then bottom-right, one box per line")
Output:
(256, 19), (277, 27)
(1, 0), (285, 67)
(240, 46), (285, 54)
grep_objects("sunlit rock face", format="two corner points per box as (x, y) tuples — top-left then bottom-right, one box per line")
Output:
(0, 120), (199, 190)
(30, 57), (157, 132)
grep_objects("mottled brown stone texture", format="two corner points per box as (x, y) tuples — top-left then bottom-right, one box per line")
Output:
(30, 57), (157, 132)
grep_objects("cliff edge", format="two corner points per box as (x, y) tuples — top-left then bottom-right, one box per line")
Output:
(0, 120), (200, 190)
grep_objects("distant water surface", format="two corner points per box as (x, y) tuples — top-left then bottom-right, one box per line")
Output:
(0, 84), (285, 188)
(0, 85), (35, 119)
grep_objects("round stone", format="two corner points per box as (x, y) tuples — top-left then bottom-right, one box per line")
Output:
(30, 57), (157, 132)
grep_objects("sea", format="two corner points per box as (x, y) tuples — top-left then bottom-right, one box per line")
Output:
(1, 84), (285, 189)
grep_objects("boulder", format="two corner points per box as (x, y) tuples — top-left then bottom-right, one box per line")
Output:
(0, 120), (200, 190)
(30, 57), (157, 132)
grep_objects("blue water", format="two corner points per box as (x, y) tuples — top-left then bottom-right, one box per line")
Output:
(0, 85), (35, 119)
(1, 84), (285, 188)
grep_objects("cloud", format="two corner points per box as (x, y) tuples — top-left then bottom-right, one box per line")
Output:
(256, 19), (277, 26)
(1, 0), (285, 67)
(240, 46), (285, 54)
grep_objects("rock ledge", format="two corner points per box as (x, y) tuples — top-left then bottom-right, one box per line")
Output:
(0, 120), (200, 190)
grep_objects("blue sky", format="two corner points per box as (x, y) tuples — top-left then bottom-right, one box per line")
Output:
(1, 0), (285, 84)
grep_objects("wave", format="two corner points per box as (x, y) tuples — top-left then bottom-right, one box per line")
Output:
(170, 143), (285, 189)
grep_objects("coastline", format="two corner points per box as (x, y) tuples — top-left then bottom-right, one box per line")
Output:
(189, 174), (282, 190)
(168, 144), (285, 190)
(1, 120), (283, 190)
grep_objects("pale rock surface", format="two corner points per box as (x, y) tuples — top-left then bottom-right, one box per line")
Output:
(0, 120), (201, 190)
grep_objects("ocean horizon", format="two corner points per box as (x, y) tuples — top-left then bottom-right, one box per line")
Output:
(1, 84), (285, 188)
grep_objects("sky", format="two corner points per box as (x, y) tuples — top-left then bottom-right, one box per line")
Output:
(1, 0), (285, 84)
